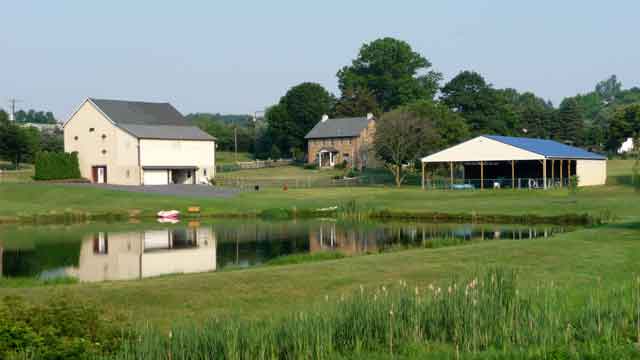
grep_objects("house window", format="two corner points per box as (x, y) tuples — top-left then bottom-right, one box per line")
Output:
(89, 128), (95, 132)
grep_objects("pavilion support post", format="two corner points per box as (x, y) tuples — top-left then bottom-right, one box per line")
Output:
(480, 161), (484, 190)
(421, 162), (425, 190)
(560, 159), (563, 186)
(511, 160), (515, 189)
(449, 162), (454, 188)
(567, 159), (571, 179)
(543, 159), (547, 189)
(551, 159), (555, 187)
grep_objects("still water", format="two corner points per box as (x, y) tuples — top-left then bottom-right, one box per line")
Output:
(0, 219), (573, 283)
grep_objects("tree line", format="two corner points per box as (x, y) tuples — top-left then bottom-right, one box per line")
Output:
(2, 37), (639, 174)
(252, 38), (640, 162)
(0, 110), (63, 169)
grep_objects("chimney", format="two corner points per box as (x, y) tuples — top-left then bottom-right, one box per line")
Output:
(366, 113), (374, 120)
(321, 114), (329, 122)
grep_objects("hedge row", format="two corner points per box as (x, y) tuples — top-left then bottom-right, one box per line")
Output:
(34, 151), (82, 180)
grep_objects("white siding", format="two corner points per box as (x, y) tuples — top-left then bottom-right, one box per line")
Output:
(576, 160), (607, 186)
(139, 139), (215, 184)
(64, 101), (141, 185)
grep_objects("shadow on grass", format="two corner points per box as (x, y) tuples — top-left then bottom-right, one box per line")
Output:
(604, 221), (640, 231)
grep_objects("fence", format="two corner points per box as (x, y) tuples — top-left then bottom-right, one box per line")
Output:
(216, 159), (294, 173)
(0, 169), (33, 183)
(426, 177), (572, 190)
(215, 174), (392, 190)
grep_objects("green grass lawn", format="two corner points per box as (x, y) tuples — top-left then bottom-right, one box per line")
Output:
(215, 151), (253, 164)
(2, 223), (639, 330)
(1, 160), (639, 331)
(218, 164), (343, 179)
(0, 161), (34, 183)
(1, 168), (638, 222)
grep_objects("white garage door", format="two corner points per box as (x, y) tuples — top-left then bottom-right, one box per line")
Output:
(143, 170), (168, 185)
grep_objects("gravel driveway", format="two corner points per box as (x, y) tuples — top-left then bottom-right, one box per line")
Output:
(67, 184), (239, 198)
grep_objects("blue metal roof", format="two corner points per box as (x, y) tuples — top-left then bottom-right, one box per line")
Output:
(484, 135), (606, 160)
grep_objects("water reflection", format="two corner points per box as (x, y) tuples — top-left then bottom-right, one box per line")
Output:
(0, 220), (571, 283)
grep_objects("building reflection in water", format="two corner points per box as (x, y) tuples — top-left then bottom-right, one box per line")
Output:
(0, 220), (568, 282)
(73, 226), (216, 282)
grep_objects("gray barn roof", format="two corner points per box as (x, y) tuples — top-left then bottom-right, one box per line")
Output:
(89, 98), (215, 141)
(305, 117), (371, 139)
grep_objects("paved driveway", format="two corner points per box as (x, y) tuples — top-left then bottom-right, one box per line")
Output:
(68, 184), (239, 198)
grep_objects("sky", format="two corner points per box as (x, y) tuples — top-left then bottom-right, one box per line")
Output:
(1, 1), (639, 121)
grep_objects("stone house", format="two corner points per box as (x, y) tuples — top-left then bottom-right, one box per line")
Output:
(64, 98), (216, 185)
(304, 113), (376, 169)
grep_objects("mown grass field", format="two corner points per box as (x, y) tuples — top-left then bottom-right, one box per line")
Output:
(0, 160), (639, 333)
(217, 164), (343, 179)
(215, 151), (253, 164)
(0, 161), (637, 222)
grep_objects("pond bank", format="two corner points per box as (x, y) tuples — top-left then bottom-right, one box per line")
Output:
(0, 205), (605, 226)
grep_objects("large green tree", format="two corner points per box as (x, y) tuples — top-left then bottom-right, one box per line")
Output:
(0, 109), (8, 125)
(595, 75), (622, 104)
(404, 100), (470, 151)
(0, 123), (40, 168)
(606, 103), (640, 151)
(264, 103), (291, 158)
(556, 98), (585, 145)
(374, 107), (436, 186)
(333, 87), (381, 118)
(266, 82), (333, 155)
(499, 89), (554, 138)
(441, 71), (518, 135)
(337, 38), (441, 112)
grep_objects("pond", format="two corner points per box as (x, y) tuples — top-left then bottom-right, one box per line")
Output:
(0, 219), (574, 283)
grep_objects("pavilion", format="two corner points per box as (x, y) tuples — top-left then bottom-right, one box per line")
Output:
(420, 135), (607, 190)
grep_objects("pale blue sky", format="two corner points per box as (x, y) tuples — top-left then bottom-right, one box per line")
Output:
(1, 1), (638, 120)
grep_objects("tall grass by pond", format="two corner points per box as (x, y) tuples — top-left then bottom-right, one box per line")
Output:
(99, 269), (640, 359)
(260, 199), (611, 226)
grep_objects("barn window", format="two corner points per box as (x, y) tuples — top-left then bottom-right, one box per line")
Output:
(74, 136), (78, 140)
(101, 149), (107, 155)
(126, 170), (130, 178)
(89, 128), (95, 132)
(204, 169), (207, 176)
(101, 134), (107, 140)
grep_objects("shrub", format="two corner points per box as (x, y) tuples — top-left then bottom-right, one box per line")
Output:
(0, 295), (129, 359)
(568, 175), (580, 195)
(34, 151), (81, 180)
(345, 169), (359, 178)
(334, 161), (347, 170)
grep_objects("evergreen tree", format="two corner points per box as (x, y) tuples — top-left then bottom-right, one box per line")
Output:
(557, 99), (584, 145)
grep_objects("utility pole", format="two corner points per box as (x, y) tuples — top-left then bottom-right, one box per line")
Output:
(234, 125), (238, 162)
(7, 98), (21, 122)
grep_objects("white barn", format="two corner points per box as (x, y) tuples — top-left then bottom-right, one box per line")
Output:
(421, 135), (607, 189)
(64, 98), (216, 185)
